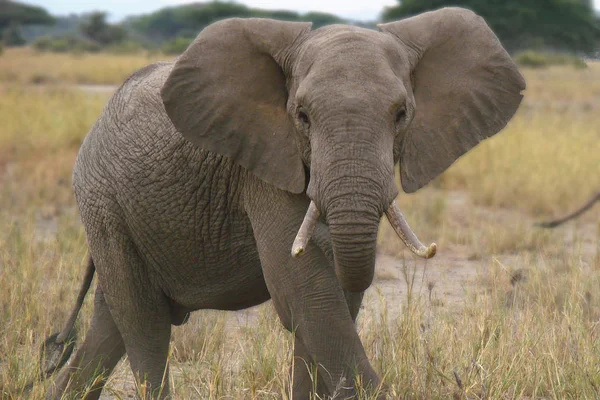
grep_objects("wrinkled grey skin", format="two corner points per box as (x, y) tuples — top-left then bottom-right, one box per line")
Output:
(46, 8), (525, 399)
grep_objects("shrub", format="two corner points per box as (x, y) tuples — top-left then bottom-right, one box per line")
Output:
(105, 40), (146, 55)
(31, 35), (53, 52)
(3, 23), (26, 46)
(32, 35), (101, 54)
(515, 50), (587, 69)
(161, 37), (193, 55)
(80, 12), (128, 46)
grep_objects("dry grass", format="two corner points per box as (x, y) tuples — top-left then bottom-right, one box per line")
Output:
(438, 62), (600, 216)
(0, 57), (599, 399)
(360, 252), (600, 399)
(0, 85), (109, 210)
(0, 48), (168, 85)
(0, 86), (107, 398)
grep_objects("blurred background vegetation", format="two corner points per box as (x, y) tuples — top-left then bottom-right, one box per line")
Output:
(384, 0), (600, 55)
(0, 0), (598, 60)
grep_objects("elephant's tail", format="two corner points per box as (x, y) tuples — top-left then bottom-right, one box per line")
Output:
(40, 256), (96, 377)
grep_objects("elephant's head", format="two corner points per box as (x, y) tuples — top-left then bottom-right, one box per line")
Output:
(161, 9), (525, 292)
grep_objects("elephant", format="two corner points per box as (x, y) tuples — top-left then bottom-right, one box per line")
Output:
(42, 7), (525, 399)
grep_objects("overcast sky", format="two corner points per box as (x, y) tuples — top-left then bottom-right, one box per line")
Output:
(21, 0), (600, 22)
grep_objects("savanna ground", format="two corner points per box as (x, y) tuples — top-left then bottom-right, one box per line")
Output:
(0, 48), (599, 399)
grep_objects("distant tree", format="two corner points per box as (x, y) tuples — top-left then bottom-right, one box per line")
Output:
(79, 11), (127, 45)
(0, 0), (54, 30)
(3, 21), (25, 46)
(161, 36), (193, 55)
(21, 14), (83, 42)
(596, 14), (600, 55)
(126, 1), (345, 42)
(127, 2), (252, 41)
(382, 0), (600, 54)
(0, 0), (54, 44)
(301, 12), (345, 28)
(262, 10), (300, 21)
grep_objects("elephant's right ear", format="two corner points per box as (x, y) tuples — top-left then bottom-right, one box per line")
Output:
(379, 8), (525, 193)
(161, 18), (312, 194)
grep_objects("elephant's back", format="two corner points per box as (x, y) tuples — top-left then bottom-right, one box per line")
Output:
(73, 61), (177, 184)
(73, 59), (248, 216)
(74, 60), (209, 197)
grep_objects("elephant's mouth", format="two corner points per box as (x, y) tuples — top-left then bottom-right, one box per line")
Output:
(291, 199), (436, 259)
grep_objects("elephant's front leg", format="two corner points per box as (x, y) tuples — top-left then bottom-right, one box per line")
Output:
(290, 291), (366, 398)
(290, 224), (367, 397)
(245, 183), (381, 399)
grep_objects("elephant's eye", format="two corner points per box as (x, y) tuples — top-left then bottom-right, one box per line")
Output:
(395, 108), (407, 125)
(298, 110), (311, 130)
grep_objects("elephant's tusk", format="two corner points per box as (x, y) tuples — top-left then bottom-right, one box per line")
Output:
(385, 200), (437, 259)
(292, 201), (320, 257)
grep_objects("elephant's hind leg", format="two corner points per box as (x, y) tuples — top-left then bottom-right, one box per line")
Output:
(47, 287), (126, 400)
(95, 240), (173, 399)
(81, 205), (173, 398)
(114, 309), (172, 400)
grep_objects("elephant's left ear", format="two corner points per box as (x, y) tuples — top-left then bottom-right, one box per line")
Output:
(379, 8), (526, 193)
(161, 19), (312, 194)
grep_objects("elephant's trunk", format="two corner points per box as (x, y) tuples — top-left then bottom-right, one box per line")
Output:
(318, 157), (393, 292)
(295, 122), (435, 292)
(291, 184), (382, 292)
(327, 193), (381, 293)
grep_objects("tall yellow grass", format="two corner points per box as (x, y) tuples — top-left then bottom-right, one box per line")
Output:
(0, 86), (109, 210)
(0, 48), (168, 85)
